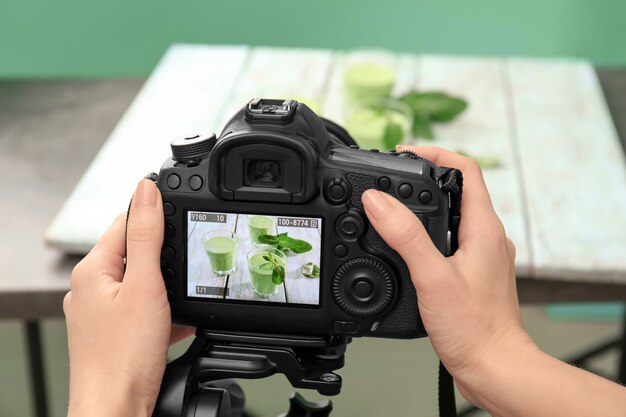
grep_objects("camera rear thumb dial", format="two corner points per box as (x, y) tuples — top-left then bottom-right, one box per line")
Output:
(332, 258), (394, 317)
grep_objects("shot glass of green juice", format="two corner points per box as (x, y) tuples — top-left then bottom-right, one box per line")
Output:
(202, 230), (238, 275)
(248, 215), (276, 245)
(247, 246), (287, 298)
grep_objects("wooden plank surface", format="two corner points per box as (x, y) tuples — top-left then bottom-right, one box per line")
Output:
(414, 55), (531, 275)
(45, 44), (250, 253)
(215, 47), (334, 129)
(507, 59), (626, 282)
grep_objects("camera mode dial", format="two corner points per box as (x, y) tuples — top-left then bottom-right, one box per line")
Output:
(396, 150), (423, 160)
(332, 258), (394, 317)
(170, 133), (217, 163)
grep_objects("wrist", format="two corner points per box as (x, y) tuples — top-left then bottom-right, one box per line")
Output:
(453, 328), (542, 409)
(68, 371), (152, 417)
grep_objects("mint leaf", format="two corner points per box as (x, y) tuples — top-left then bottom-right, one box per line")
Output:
(277, 234), (294, 250)
(273, 233), (313, 254)
(400, 92), (467, 123)
(412, 116), (434, 139)
(382, 120), (404, 149)
(258, 235), (279, 245)
(272, 265), (285, 284)
(290, 239), (312, 254)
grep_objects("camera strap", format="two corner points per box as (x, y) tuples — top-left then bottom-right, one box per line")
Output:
(434, 166), (463, 253)
(434, 167), (463, 417)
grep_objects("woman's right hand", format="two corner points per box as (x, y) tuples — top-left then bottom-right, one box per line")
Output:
(361, 145), (538, 406)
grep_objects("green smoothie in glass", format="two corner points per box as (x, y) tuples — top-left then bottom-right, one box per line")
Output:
(248, 216), (276, 245)
(247, 247), (286, 298)
(344, 62), (396, 104)
(202, 230), (238, 275)
(345, 101), (412, 150)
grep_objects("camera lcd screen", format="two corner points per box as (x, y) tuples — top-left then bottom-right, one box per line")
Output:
(187, 211), (322, 306)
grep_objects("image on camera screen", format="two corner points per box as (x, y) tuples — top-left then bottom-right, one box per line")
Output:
(187, 211), (322, 305)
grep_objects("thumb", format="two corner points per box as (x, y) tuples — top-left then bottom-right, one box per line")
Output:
(361, 190), (450, 290)
(125, 179), (164, 286)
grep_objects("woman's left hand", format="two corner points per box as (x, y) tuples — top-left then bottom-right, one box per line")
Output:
(64, 179), (195, 417)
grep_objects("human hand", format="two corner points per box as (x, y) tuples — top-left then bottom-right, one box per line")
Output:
(361, 146), (538, 405)
(64, 179), (195, 417)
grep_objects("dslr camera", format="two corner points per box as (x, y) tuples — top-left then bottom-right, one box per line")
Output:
(156, 98), (462, 340)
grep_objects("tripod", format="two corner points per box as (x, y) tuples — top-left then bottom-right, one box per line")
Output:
(153, 330), (349, 417)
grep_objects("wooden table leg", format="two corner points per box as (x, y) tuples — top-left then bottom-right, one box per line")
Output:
(618, 309), (626, 383)
(24, 320), (49, 417)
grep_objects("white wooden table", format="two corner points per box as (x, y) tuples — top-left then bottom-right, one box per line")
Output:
(45, 44), (626, 296)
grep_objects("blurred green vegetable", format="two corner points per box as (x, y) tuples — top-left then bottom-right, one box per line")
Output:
(399, 91), (468, 139)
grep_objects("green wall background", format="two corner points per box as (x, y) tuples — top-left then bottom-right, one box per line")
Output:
(0, 0), (624, 78)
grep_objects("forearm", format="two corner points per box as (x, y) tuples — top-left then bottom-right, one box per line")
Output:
(460, 337), (626, 417)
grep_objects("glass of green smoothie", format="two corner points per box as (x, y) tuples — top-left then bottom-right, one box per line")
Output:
(342, 49), (397, 104)
(248, 215), (276, 245)
(202, 230), (238, 275)
(247, 246), (287, 298)
(344, 62), (396, 104)
(345, 99), (413, 150)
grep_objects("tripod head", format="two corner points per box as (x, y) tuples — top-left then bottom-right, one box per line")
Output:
(153, 330), (349, 417)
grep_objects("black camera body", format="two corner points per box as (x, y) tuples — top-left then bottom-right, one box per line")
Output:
(156, 99), (461, 340)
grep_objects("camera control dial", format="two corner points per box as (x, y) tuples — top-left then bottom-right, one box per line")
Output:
(170, 133), (217, 163)
(332, 258), (394, 317)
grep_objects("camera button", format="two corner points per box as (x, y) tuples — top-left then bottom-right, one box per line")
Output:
(167, 174), (181, 190)
(398, 183), (413, 199)
(339, 216), (360, 238)
(353, 280), (373, 299)
(163, 268), (175, 282)
(333, 320), (360, 334)
(189, 175), (203, 191)
(334, 244), (348, 258)
(419, 190), (432, 204)
(163, 202), (176, 217)
(325, 178), (350, 205)
(165, 224), (176, 239)
(162, 246), (176, 260)
(377, 176), (391, 191)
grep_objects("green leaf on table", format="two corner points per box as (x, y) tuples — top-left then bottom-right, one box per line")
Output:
(260, 232), (313, 254)
(289, 239), (313, 254)
(301, 262), (320, 278)
(382, 120), (404, 149)
(258, 234), (279, 245)
(400, 91), (467, 123)
(411, 116), (434, 139)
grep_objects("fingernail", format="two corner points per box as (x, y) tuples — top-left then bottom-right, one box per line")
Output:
(362, 189), (392, 220)
(136, 179), (157, 207)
